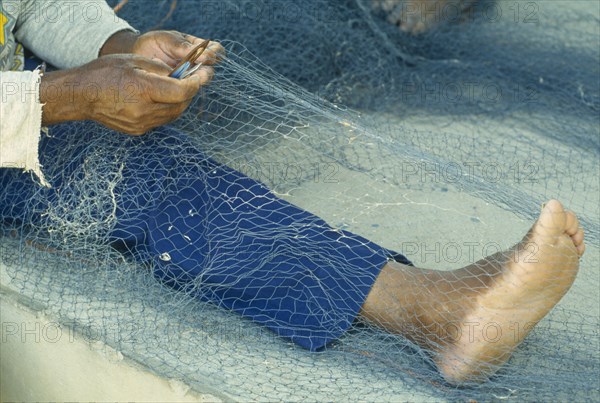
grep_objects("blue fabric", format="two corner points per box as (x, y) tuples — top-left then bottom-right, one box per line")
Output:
(1, 124), (411, 350)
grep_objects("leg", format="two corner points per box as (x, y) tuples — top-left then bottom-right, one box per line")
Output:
(360, 200), (585, 384)
(136, 129), (411, 350)
(0, 124), (407, 351)
(1, 125), (585, 383)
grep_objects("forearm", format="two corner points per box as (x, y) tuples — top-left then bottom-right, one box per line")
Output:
(100, 30), (140, 57)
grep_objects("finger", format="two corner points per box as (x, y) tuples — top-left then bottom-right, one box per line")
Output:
(130, 55), (173, 76)
(163, 31), (197, 61)
(139, 96), (193, 118)
(127, 55), (202, 103)
(154, 98), (194, 122)
(106, 99), (192, 135)
(190, 66), (215, 86)
(199, 41), (226, 65)
(184, 35), (226, 65)
(133, 100), (194, 132)
(109, 103), (182, 135)
(142, 73), (202, 104)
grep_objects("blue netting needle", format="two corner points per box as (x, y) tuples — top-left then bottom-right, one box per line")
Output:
(169, 39), (211, 79)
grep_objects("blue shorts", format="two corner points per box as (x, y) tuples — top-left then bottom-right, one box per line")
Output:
(0, 125), (411, 350)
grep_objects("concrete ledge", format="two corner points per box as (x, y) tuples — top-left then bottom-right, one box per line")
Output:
(1, 285), (220, 402)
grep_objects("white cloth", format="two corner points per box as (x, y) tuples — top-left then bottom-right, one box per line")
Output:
(0, 0), (135, 186)
(0, 68), (46, 186)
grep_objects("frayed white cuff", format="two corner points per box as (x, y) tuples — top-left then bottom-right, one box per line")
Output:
(0, 69), (50, 187)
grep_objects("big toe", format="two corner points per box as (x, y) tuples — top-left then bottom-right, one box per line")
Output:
(533, 200), (568, 240)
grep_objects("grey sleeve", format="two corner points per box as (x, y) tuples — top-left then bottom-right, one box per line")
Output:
(11, 0), (138, 69)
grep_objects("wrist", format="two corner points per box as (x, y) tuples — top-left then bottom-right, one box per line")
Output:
(40, 69), (89, 126)
(99, 30), (140, 57)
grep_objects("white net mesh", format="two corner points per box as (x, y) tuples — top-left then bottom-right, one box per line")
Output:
(1, 0), (598, 400)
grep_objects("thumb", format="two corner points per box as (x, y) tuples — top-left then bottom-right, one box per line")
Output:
(151, 57), (172, 70)
(132, 56), (173, 76)
(163, 33), (195, 60)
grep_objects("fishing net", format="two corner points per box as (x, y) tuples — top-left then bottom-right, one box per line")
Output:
(1, 0), (599, 400)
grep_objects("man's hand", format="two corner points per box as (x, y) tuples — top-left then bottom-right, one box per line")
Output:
(40, 54), (204, 135)
(101, 30), (225, 84)
(41, 30), (225, 135)
(132, 31), (224, 67)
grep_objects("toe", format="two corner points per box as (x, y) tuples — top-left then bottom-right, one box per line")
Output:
(572, 228), (584, 246)
(576, 242), (586, 256)
(544, 199), (564, 214)
(565, 211), (579, 236)
(535, 200), (567, 238)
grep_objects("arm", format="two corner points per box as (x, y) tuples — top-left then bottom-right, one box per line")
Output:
(13, 0), (137, 69)
(99, 30), (140, 56)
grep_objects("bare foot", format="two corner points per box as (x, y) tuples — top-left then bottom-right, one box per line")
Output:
(371, 0), (478, 34)
(360, 200), (585, 384)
